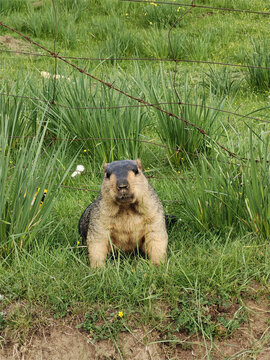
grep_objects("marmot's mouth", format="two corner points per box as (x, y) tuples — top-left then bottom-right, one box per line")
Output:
(115, 194), (134, 204)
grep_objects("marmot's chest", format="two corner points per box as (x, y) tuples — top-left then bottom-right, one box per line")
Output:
(108, 209), (146, 251)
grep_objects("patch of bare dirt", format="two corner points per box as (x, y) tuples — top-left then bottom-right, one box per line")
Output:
(0, 325), (164, 360)
(33, 1), (42, 7)
(0, 325), (96, 360)
(0, 35), (31, 53)
(0, 298), (269, 360)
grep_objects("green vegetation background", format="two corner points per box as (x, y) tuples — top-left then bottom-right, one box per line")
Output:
(0, 0), (270, 352)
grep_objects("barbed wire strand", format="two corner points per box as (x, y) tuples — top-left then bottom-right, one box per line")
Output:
(8, 132), (270, 164)
(1, 48), (270, 70)
(1, 92), (269, 124)
(8, 134), (170, 149)
(121, 0), (270, 16)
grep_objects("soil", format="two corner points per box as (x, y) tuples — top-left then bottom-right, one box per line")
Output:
(1, 297), (270, 360)
(0, 35), (31, 53)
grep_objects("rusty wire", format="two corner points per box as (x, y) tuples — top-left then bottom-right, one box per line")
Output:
(8, 134), (170, 149)
(121, 0), (270, 16)
(1, 92), (269, 124)
(1, 48), (270, 71)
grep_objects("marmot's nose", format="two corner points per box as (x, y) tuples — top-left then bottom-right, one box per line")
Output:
(117, 179), (129, 191)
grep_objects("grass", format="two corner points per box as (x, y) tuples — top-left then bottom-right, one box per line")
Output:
(0, 108), (77, 255)
(1, 232), (270, 345)
(245, 39), (270, 92)
(203, 66), (243, 97)
(175, 136), (270, 237)
(146, 72), (227, 158)
(1, 0), (270, 357)
(34, 74), (148, 162)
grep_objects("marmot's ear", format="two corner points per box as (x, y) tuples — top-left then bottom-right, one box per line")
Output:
(104, 163), (108, 172)
(136, 159), (142, 171)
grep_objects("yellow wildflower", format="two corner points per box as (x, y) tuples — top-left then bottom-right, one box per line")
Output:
(118, 311), (124, 318)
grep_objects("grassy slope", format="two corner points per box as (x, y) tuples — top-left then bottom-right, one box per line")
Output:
(0, 0), (270, 356)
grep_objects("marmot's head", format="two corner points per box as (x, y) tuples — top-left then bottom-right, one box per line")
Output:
(102, 159), (146, 205)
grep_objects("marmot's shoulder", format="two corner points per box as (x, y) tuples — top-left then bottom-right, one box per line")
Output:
(78, 193), (102, 243)
(146, 182), (164, 210)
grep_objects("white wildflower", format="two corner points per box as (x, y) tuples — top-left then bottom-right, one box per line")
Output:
(71, 165), (85, 177)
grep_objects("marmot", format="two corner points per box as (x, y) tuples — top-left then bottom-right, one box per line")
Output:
(78, 159), (168, 268)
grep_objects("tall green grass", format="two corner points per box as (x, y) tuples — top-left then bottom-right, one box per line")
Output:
(203, 66), (243, 97)
(175, 132), (270, 237)
(0, 109), (76, 257)
(244, 132), (270, 237)
(137, 1), (188, 28)
(0, 0), (29, 14)
(102, 31), (143, 61)
(146, 72), (226, 159)
(7, 73), (269, 240)
(245, 40), (270, 92)
(0, 83), (38, 138)
(34, 75), (148, 162)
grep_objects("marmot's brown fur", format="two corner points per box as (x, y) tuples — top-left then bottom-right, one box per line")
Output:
(79, 159), (168, 268)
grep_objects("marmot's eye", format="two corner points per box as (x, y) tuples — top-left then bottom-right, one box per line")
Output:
(133, 168), (139, 175)
(106, 172), (111, 179)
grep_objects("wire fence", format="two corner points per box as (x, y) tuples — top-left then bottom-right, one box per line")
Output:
(121, 0), (270, 16)
(1, 92), (269, 125)
(1, 48), (270, 71)
(1, 0), (270, 189)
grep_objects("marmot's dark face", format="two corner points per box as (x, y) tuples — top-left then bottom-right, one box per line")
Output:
(103, 159), (143, 205)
